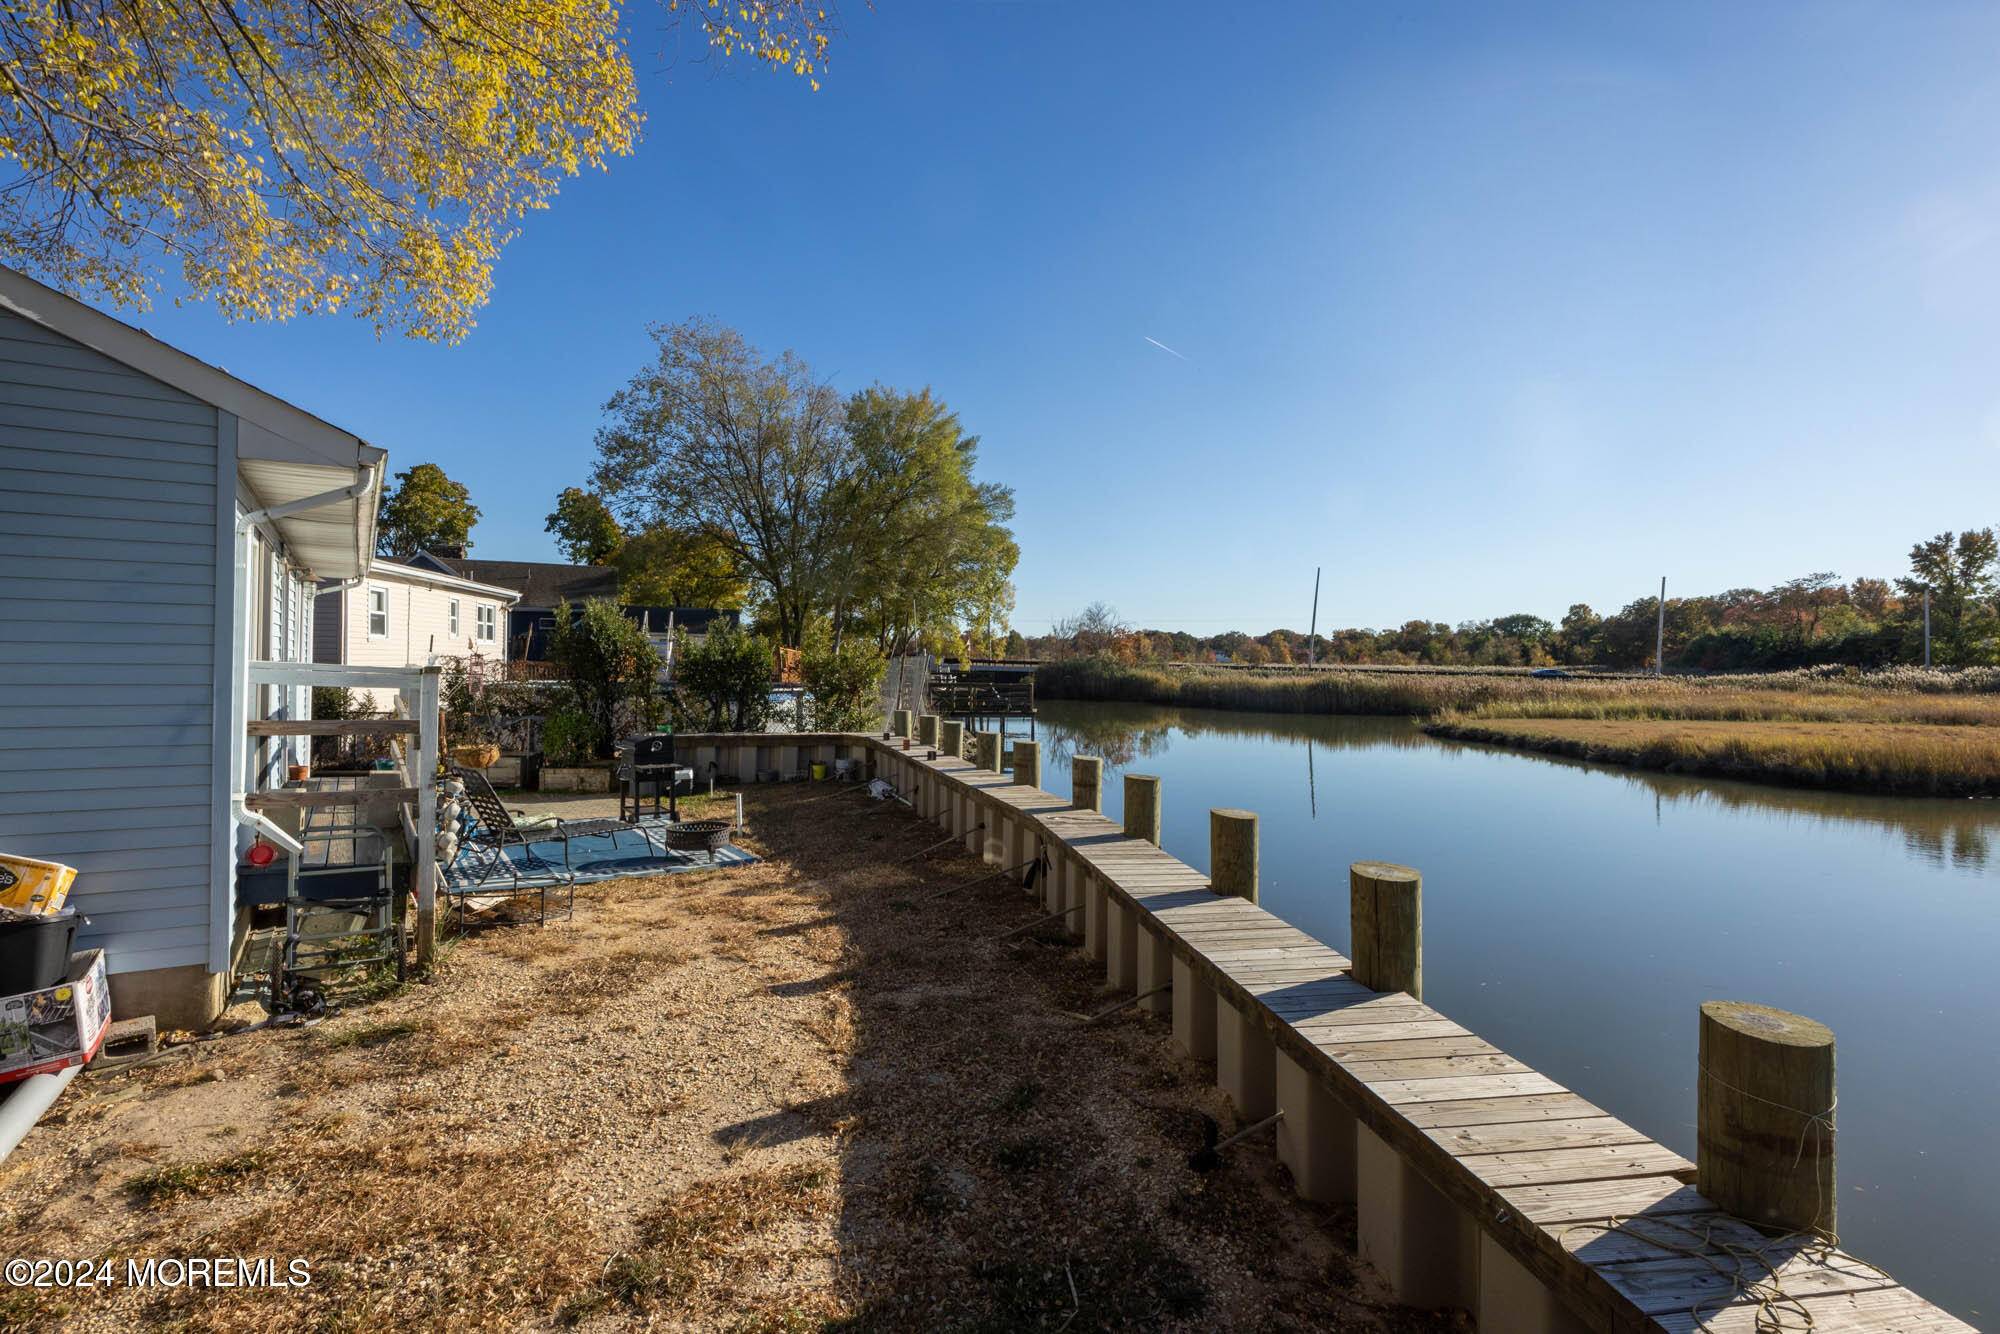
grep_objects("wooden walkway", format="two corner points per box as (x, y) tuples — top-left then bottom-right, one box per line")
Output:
(679, 734), (1968, 1333)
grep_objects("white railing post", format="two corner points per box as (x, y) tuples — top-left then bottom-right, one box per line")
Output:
(414, 666), (442, 970)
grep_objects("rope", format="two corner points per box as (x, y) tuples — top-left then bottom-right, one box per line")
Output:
(1555, 1070), (1859, 1334)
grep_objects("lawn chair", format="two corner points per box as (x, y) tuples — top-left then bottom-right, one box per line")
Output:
(444, 761), (643, 927)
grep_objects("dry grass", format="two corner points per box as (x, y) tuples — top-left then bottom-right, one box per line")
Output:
(1427, 716), (2000, 795)
(1042, 658), (2000, 725)
(0, 785), (1442, 1333)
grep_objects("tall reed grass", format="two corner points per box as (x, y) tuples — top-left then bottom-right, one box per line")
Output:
(1035, 659), (2000, 726)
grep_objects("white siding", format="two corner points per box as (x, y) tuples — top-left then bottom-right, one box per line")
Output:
(338, 569), (505, 705)
(0, 309), (219, 975)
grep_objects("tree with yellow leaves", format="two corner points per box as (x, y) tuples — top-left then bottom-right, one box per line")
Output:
(0, 1), (839, 342)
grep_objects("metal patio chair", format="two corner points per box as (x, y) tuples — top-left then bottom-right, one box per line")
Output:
(443, 761), (644, 927)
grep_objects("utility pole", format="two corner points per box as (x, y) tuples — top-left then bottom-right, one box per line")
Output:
(1307, 566), (1321, 667)
(1655, 576), (1667, 678)
(1923, 587), (1932, 668)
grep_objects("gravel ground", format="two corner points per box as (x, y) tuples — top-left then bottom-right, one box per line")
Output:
(0, 783), (1458, 1333)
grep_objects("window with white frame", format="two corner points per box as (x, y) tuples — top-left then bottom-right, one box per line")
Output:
(449, 598), (461, 636)
(476, 604), (497, 642)
(368, 586), (388, 637)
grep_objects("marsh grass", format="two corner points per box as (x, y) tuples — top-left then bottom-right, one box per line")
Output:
(1039, 658), (2000, 724)
(1429, 717), (2000, 796)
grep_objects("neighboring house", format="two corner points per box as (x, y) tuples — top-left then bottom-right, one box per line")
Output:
(314, 559), (521, 706)
(0, 265), (385, 1028)
(401, 553), (738, 663)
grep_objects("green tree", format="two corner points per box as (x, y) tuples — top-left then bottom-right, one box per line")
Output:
(593, 319), (848, 647)
(1557, 604), (1602, 664)
(377, 463), (479, 558)
(545, 487), (625, 565)
(617, 526), (748, 609)
(1897, 530), (1999, 666)
(830, 386), (1019, 655)
(803, 639), (887, 731)
(670, 622), (772, 732)
(591, 327), (1016, 651)
(546, 598), (660, 759)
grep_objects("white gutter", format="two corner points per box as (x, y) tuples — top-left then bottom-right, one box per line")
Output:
(240, 462), (377, 590)
(229, 798), (303, 857)
(0, 1065), (81, 1164)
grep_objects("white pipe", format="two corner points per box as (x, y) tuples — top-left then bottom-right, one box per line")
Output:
(0, 1065), (81, 1163)
(230, 798), (303, 857)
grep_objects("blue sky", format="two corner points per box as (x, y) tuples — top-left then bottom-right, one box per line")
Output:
(121, 1), (2000, 632)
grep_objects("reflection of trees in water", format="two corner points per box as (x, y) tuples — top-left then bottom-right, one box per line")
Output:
(1038, 700), (2000, 873)
(1432, 730), (2000, 872)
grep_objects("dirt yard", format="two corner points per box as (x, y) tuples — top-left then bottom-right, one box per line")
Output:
(0, 782), (1453, 1333)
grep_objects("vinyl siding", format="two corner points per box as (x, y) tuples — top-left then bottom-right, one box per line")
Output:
(0, 308), (219, 975)
(340, 570), (504, 704)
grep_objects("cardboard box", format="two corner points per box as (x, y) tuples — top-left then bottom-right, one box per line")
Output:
(0, 949), (110, 1084)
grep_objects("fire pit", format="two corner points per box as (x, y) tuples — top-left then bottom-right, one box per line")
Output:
(661, 819), (732, 855)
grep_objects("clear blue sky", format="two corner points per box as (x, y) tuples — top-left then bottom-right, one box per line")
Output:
(123, 1), (2000, 633)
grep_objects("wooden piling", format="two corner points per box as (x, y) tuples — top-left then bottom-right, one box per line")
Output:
(974, 731), (1001, 772)
(1209, 809), (1258, 903)
(940, 720), (965, 757)
(1697, 1001), (1836, 1236)
(1123, 774), (1162, 846)
(1012, 739), (1041, 790)
(891, 708), (912, 738)
(1350, 861), (1422, 1000)
(1072, 756), (1103, 812)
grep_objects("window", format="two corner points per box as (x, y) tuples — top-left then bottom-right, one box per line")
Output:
(449, 598), (460, 636)
(476, 604), (497, 642)
(368, 587), (388, 638)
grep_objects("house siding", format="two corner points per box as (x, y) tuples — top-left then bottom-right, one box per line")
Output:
(0, 308), (219, 975)
(333, 570), (506, 705)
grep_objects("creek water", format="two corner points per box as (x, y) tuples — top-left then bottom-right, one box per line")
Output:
(1013, 699), (1997, 1321)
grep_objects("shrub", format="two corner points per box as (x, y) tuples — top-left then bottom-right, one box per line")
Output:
(548, 599), (662, 759)
(671, 621), (772, 732)
(802, 640), (886, 731)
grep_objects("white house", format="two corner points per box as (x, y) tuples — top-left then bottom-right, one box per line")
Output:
(315, 559), (520, 705)
(0, 264), (390, 1028)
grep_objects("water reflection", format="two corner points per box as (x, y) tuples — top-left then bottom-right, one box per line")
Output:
(1031, 699), (1998, 1319)
(1036, 701), (1999, 871)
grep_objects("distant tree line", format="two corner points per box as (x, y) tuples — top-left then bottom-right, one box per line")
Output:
(1024, 530), (2000, 672)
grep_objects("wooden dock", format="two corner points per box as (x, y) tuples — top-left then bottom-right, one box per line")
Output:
(672, 729), (1968, 1333)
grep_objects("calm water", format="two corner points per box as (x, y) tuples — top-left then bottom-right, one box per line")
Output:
(1019, 700), (1997, 1322)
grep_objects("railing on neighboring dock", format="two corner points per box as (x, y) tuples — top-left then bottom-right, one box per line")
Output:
(670, 723), (1968, 1333)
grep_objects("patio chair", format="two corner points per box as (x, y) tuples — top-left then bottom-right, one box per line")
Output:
(443, 761), (644, 927)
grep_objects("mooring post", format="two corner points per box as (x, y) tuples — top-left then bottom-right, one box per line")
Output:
(940, 719), (964, 758)
(1071, 756), (1103, 812)
(1123, 774), (1162, 846)
(917, 714), (940, 748)
(1105, 775), (1159, 991)
(892, 709), (912, 738)
(1210, 809), (1258, 902)
(1350, 861), (1422, 1000)
(1697, 1001), (1837, 1235)
(1011, 739), (1041, 790)
(974, 731), (1001, 773)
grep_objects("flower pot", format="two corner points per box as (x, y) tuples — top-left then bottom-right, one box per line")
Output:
(452, 743), (502, 770)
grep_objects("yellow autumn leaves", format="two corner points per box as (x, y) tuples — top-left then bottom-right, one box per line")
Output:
(0, 0), (837, 341)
